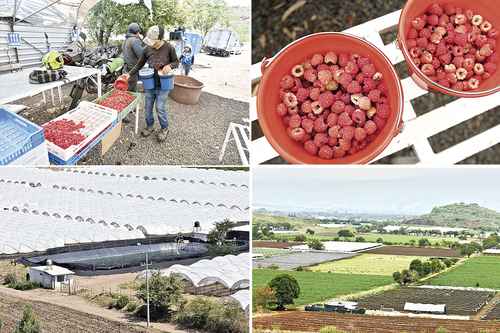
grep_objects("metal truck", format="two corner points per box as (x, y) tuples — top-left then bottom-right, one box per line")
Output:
(203, 28), (241, 57)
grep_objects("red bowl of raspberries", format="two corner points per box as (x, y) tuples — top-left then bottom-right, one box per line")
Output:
(257, 32), (404, 164)
(398, 0), (499, 97)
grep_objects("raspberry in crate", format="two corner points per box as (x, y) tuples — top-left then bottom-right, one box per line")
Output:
(98, 90), (136, 112)
(43, 119), (86, 149)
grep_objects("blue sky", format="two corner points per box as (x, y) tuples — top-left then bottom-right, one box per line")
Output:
(253, 167), (500, 215)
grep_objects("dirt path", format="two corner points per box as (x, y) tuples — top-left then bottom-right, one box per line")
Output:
(189, 43), (250, 103)
(0, 286), (188, 333)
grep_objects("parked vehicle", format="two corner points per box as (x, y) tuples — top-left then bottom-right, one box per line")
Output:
(203, 28), (241, 57)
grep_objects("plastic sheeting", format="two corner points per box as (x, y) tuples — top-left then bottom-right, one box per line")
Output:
(138, 253), (250, 290)
(228, 289), (250, 313)
(0, 167), (249, 236)
(0, 210), (143, 254)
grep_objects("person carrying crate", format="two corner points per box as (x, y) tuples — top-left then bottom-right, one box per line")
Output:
(124, 25), (179, 142)
(180, 44), (194, 76)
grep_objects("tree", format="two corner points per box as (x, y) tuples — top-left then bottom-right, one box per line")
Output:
(306, 228), (315, 235)
(137, 273), (183, 319)
(294, 234), (306, 242)
(409, 259), (423, 276)
(338, 229), (354, 239)
(376, 237), (384, 243)
(268, 274), (300, 310)
(393, 269), (417, 285)
(184, 0), (229, 37)
(418, 238), (431, 247)
(86, 0), (186, 46)
(208, 219), (236, 245)
(308, 239), (325, 250)
(14, 305), (40, 333)
(253, 286), (276, 310)
(355, 236), (366, 242)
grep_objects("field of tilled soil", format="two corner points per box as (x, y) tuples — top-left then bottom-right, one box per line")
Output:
(364, 246), (461, 257)
(356, 287), (494, 316)
(253, 312), (500, 333)
(253, 241), (304, 249)
(0, 293), (151, 333)
(484, 301), (500, 320)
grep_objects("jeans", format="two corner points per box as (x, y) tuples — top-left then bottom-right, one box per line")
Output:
(183, 64), (192, 76)
(144, 89), (169, 129)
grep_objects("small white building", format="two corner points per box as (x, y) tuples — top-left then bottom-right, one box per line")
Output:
(28, 264), (74, 290)
(404, 302), (447, 314)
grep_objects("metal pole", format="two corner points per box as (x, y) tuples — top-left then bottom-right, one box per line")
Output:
(146, 247), (150, 327)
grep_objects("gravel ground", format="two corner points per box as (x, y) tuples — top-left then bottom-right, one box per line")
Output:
(18, 87), (248, 165)
(252, 0), (500, 164)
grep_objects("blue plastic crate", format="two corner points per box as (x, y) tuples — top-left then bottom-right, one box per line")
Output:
(0, 108), (45, 165)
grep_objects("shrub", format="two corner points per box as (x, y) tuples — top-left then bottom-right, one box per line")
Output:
(4, 272), (18, 285)
(124, 301), (138, 312)
(136, 273), (183, 320)
(320, 327), (347, 333)
(443, 258), (453, 268)
(268, 264), (280, 270)
(10, 281), (41, 291)
(114, 295), (129, 310)
(294, 234), (306, 242)
(296, 266), (304, 271)
(254, 286), (276, 310)
(308, 239), (325, 250)
(176, 297), (247, 333)
(14, 305), (40, 333)
(268, 274), (300, 310)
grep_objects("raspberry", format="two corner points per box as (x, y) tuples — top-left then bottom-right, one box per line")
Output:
(326, 81), (339, 91)
(361, 64), (376, 78)
(313, 80), (326, 91)
(332, 100), (345, 113)
(484, 62), (497, 74)
(419, 27), (432, 39)
(357, 57), (371, 68)
(301, 118), (314, 133)
(327, 113), (338, 127)
(352, 109), (366, 126)
(338, 138), (351, 151)
(317, 64), (330, 72)
(444, 4), (456, 15)
(304, 140), (318, 156)
(358, 96), (372, 111)
(481, 21), (492, 33)
(304, 69), (317, 82)
(318, 70), (333, 85)
(338, 112), (353, 126)
(468, 77), (480, 89)
(318, 145), (333, 159)
(377, 104), (390, 119)
(314, 133), (329, 147)
(479, 44), (493, 57)
(456, 67), (468, 80)
(340, 93), (351, 105)
(333, 146), (346, 158)
(408, 28), (418, 39)
(328, 137), (338, 147)
(354, 127), (367, 142)
(292, 65), (304, 77)
(427, 14), (439, 26)
(338, 53), (350, 67)
(355, 73), (365, 83)
(421, 51), (433, 64)
(368, 89), (381, 102)
(289, 114), (301, 128)
(454, 14), (466, 25)
(339, 73), (353, 87)
(311, 53), (324, 67)
(276, 103), (288, 116)
(345, 61), (359, 75)
(325, 127), (339, 141)
(345, 105), (355, 116)
(282, 115), (290, 126)
(319, 91), (335, 108)
(364, 120), (377, 135)
(301, 100), (312, 114)
(280, 75), (294, 89)
(366, 107), (377, 119)
(474, 63), (485, 75)
(309, 87), (321, 101)
(346, 81), (362, 94)
(296, 88), (309, 102)
(373, 115), (386, 129)
(362, 78), (377, 93)
(283, 92), (298, 107)
(289, 127), (306, 142)
(311, 101), (324, 115)
(422, 63), (436, 76)
(412, 16), (426, 30)
(324, 51), (338, 65)
(333, 69), (345, 83)
(407, 39), (417, 49)
(288, 105), (298, 115)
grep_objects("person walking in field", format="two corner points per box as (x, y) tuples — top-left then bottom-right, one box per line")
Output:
(180, 44), (194, 76)
(122, 23), (144, 92)
(124, 25), (179, 142)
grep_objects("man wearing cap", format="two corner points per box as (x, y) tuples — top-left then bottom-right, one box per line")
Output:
(122, 23), (144, 92)
(125, 25), (179, 142)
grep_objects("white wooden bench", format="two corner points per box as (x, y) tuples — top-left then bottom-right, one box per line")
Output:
(251, 9), (500, 165)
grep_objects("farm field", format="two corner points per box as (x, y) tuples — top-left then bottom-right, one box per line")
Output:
(428, 256), (500, 289)
(252, 241), (303, 249)
(356, 287), (495, 316)
(355, 233), (457, 244)
(253, 247), (290, 257)
(253, 311), (500, 333)
(253, 251), (356, 270)
(253, 269), (393, 306)
(310, 254), (429, 276)
(365, 245), (461, 257)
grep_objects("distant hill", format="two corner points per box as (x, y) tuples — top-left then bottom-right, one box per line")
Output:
(404, 203), (500, 229)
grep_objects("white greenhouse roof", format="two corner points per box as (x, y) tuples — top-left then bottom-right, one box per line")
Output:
(291, 241), (381, 253)
(228, 289), (250, 312)
(0, 210), (143, 254)
(138, 253), (250, 290)
(484, 248), (500, 254)
(404, 302), (446, 314)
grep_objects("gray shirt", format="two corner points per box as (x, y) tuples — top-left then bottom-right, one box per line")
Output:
(122, 33), (144, 69)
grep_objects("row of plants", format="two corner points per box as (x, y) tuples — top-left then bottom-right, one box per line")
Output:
(3, 273), (40, 291)
(0, 305), (41, 333)
(392, 258), (459, 286)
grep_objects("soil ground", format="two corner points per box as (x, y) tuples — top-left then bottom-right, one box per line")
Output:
(13, 45), (249, 166)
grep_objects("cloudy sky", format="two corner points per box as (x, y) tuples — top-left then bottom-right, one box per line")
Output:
(253, 167), (500, 215)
